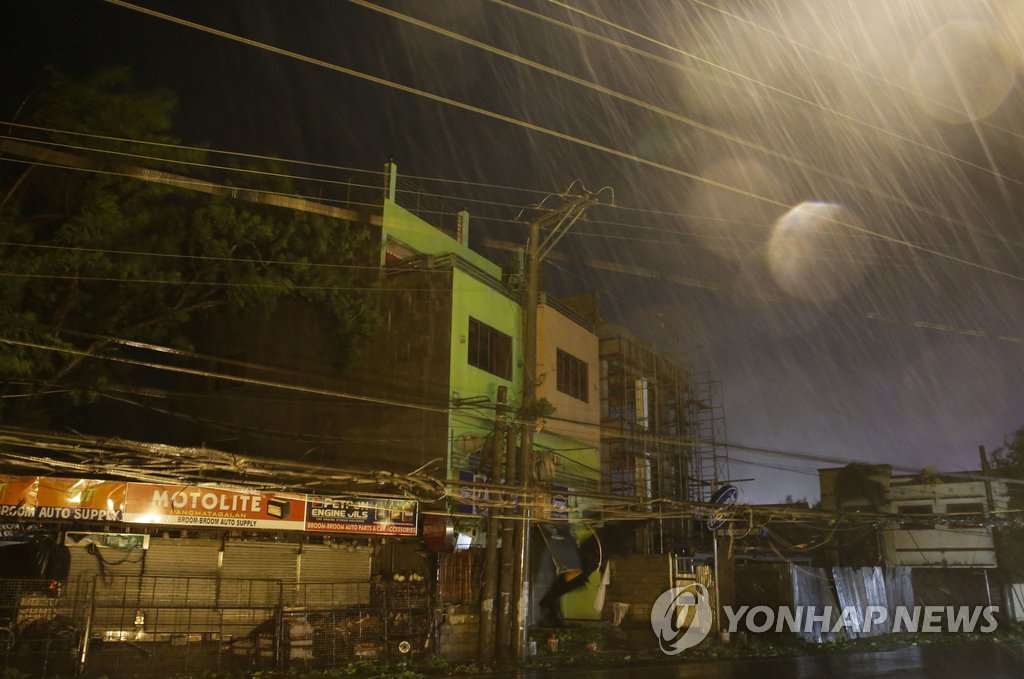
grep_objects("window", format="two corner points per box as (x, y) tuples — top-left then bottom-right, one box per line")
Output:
(556, 349), (589, 402)
(468, 317), (512, 380)
(946, 502), (985, 516)
(897, 504), (933, 515)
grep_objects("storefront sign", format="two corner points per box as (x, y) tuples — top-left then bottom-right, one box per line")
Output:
(305, 497), (417, 535)
(66, 531), (149, 551)
(421, 514), (452, 552)
(0, 475), (127, 522)
(123, 483), (306, 531)
(0, 475), (39, 518)
(457, 470), (487, 515)
(36, 478), (126, 522)
(1, 475), (420, 537)
(550, 485), (570, 521)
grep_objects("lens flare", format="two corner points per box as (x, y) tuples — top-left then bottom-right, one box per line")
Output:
(910, 21), (1016, 124)
(768, 202), (872, 304)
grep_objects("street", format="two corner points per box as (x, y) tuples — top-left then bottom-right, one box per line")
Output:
(517, 643), (1024, 678)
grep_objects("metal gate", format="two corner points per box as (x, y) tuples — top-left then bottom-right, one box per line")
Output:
(0, 576), (430, 677)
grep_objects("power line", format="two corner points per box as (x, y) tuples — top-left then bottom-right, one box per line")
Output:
(100, 0), (1024, 286)
(7, 130), (965, 268)
(683, 0), (1024, 147)
(357, 0), (1021, 252)
(0, 240), (448, 274)
(5, 151), (1022, 372)
(0, 119), (559, 201)
(530, 0), (1024, 198)
(6, 122), (1010, 266)
(0, 271), (509, 293)
(538, 248), (1024, 346)
(0, 132), (537, 214)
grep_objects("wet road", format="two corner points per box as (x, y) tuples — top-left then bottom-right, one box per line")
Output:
(518, 642), (1024, 678)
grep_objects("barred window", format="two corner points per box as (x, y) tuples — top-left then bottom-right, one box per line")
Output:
(468, 317), (512, 380)
(556, 349), (588, 402)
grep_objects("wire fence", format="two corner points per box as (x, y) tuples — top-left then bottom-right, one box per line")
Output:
(0, 576), (431, 677)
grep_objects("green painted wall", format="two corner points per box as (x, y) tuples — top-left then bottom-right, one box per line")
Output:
(382, 200), (500, 277)
(448, 267), (522, 481)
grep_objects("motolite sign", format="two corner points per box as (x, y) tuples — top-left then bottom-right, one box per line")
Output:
(123, 483), (306, 531)
(1, 474), (418, 537)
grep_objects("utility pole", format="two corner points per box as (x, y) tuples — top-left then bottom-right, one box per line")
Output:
(512, 188), (601, 661)
(978, 445), (999, 611)
(479, 386), (507, 663)
(496, 422), (518, 659)
(980, 445), (995, 519)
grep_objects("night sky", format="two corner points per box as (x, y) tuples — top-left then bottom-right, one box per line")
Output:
(6, 0), (1024, 503)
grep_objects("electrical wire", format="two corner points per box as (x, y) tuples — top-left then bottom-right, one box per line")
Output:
(355, 0), (1021, 251)
(6, 124), (1012, 267)
(530, 0), (1024, 195)
(683, 0), (1024, 147)
(99, 0), (1024, 285)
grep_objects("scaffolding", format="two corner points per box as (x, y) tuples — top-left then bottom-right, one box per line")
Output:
(597, 329), (729, 552)
(685, 375), (730, 505)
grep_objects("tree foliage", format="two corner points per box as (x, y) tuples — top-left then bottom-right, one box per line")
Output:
(0, 66), (376, 427)
(992, 428), (1024, 581)
(833, 463), (887, 511)
(992, 427), (1024, 488)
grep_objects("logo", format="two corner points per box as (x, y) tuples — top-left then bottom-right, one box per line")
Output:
(721, 605), (999, 635)
(651, 583), (713, 654)
(70, 487), (97, 504)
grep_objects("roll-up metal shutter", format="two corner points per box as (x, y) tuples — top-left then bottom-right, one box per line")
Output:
(143, 536), (220, 577)
(134, 536), (223, 633)
(221, 541), (297, 606)
(297, 545), (372, 609)
(66, 543), (146, 637)
(67, 542), (145, 595)
(220, 542), (298, 636)
(298, 545), (371, 582)
(222, 542), (298, 581)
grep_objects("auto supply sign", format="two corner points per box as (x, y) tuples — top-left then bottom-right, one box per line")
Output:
(1, 474), (125, 522)
(0, 475), (38, 519)
(123, 483), (306, 531)
(305, 497), (418, 535)
(36, 478), (126, 522)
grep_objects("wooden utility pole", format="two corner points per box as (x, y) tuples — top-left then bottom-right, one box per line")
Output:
(479, 387), (507, 662)
(497, 423), (518, 659)
(512, 190), (600, 660)
(980, 445), (995, 518)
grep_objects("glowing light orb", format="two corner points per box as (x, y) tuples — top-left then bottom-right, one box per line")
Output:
(767, 202), (872, 304)
(910, 21), (1016, 124)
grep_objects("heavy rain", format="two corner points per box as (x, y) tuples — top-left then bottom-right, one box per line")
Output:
(3, 1), (1024, 677)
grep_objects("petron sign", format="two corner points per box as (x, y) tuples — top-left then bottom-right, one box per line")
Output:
(0, 475), (417, 537)
(305, 497), (417, 536)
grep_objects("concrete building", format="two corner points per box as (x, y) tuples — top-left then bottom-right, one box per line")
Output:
(819, 465), (1008, 568)
(882, 471), (1008, 568)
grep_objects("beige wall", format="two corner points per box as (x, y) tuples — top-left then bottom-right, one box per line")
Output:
(882, 479), (1006, 567)
(537, 304), (601, 448)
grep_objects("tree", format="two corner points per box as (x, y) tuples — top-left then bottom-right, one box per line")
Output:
(992, 428), (1024, 582)
(992, 428), (1024, 483)
(0, 66), (376, 428)
(830, 463), (889, 566)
